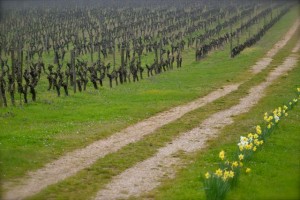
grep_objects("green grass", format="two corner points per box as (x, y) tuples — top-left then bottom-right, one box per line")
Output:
(24, 8), (300, 200)
(226, 108), (300, 200)
(0, 5), (299, 198)
(145, 43), (300, 200)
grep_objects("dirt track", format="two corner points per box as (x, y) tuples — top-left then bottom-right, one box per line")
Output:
(3, 85), (240, 200)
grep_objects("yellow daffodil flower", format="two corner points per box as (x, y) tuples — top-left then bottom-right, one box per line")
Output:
(205, 172), (211, 179)
(232, 161), (239, 168)
(219, 150), (225, 160)
(260, 140), (264, 145)
(254, 139), (260, 146)
(241, 137), (248, 142)
(253, 146), (257, 151)
(239, 154), (244, 161)
(267, 116), (273, 122)
(215, 168), (223, 177)
(239, 146), (244, 151)
(267, 124), (272, 129)
(222, 171), (230, 181)
(248, 133), (253, 139)
(228, 171), (234, 178)
(256, 125), (262, 134)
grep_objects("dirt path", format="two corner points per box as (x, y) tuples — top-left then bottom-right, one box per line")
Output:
(2, 85), (240, 200)
(94, 42), (300, 200)
(251, 19), (299, 74)
(3, 19), (299, 200)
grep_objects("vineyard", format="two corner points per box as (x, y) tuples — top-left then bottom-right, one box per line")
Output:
(0, 0), (299, 200)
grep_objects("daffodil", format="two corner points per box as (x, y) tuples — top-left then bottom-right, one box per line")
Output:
(223, 170), (229, 177)
(246, 168), (251, 173)
(267, 124), (272, 129)
(215, 168), (223, 177)
(245, 143), (253, 150)
(253, 146), (257, 151)
(274, 115), (280, 123)
(238, 154), (244, 161)
(222, 170), (232, 181)
(267, 116), (273, 122)
(239, 145), (244, 151)
(238, 136), (249, 149)
(260, 140), (264, 145)
(256, 129), (262, 135)
(241, 136), (248, 143)
(219, 150), (225, 160)
(256, 125), (261, 135)
(228, 171), (234, 178)
(248, 133), (253, 139)
(285, 113), (288, 117)
(232, 161), (239, 168)
(205, 172), (211, 179)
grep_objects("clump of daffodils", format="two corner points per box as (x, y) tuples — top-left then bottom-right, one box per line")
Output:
(203, 89), (299, 200)
(237, 131), (263, 160)
(204, 150), (242, 200)
(203, 158), (237, 200)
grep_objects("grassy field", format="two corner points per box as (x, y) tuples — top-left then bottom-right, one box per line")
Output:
(0, 5), (299, 200)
